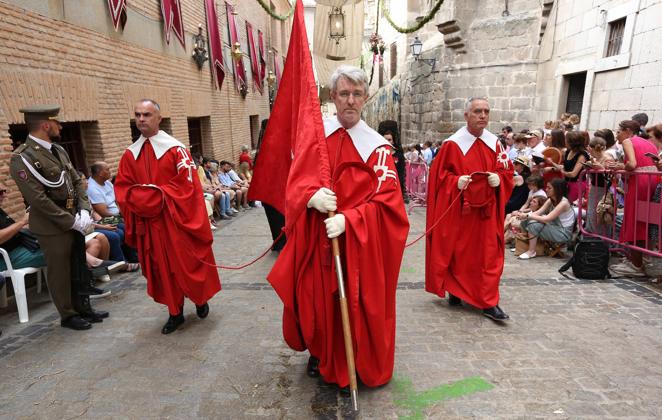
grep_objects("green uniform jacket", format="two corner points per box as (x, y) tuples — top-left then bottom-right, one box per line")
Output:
(9, 137), (90, 236)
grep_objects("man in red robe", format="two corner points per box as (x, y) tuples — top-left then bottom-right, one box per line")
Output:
(268, 66), (409, 392)
(115, 99), (221, 334)
(425, 97), (514, 321)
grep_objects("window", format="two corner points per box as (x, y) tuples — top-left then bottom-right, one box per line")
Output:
(605, 18), (626, 57)
(188, 118), (203, 159)
(390, 43), (398, 79)
(249, 115), (260, 149)
(564, 72), (587, 117)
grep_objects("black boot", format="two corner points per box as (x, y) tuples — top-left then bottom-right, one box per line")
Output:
(196, 303), (209, 319)
(161, 313), (185, 334)
(483, 305), (510, 321)
(448, 293), (462, 306)
(306, 356), (320, 378)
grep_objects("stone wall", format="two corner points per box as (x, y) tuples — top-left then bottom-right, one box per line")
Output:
(0, 0), (289, 217)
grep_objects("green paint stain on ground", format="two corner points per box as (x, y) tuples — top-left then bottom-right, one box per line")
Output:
(392, 375), (494, 420)
(400, 266), (416, 273)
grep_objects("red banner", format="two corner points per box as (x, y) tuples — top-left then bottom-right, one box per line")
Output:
(161, 0), (185, 48)
(205, 0), (225, 90)
(246, 22), (262, 94)
(107, 0), (126, 31)
(258, 30), (267, 86)
(226, 2), (248, 94)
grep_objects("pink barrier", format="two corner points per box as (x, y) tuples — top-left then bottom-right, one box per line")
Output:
(579, 169), (662, 258)
(405, 161), (429, 213)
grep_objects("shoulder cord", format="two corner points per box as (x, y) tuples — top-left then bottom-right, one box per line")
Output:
(19, 154), (66, 188)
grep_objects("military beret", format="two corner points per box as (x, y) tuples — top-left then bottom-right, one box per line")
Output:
(19, 104), (60, 123)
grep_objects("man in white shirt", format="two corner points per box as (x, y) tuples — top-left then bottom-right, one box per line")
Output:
(422, 141), (433, 165)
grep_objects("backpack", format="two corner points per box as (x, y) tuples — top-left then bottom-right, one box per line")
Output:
(559, 237), (610, 279)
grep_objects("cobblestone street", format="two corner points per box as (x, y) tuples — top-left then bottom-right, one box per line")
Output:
(1, 207), (661, 419)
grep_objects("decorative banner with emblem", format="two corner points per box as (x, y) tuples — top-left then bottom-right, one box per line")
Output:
(107, 0), (126, 31)
(246, 22), (262, 95)
(160, 0), (185, 48)
(225, 1), (248, 96)
(205, 0), (226, 90)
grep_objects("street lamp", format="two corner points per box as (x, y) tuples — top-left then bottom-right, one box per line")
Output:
(267, 70), (277, 108)
(191, 24), (208, 70)
(410, 36), (437, 70)
(231, 42), (243, 63)
(329, 7), (345, 45)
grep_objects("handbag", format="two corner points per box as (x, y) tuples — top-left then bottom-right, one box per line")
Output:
(98, 215), (123, 226)
(595, 176), (614, 226)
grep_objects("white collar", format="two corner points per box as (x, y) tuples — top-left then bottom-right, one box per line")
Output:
(29, 135), (53, 151)
(323, 116), (389, 162)
(127, 130), (186, 160)
(444, 126), (498, 156)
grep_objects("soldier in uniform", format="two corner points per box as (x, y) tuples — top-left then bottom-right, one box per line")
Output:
(9, 105), (108, 330)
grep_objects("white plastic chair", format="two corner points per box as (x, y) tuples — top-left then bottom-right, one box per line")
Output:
(0, 247), (44, 323)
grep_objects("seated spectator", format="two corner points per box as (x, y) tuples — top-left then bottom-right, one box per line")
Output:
(518, 178), (575, 260)
(0, 183), (46, 272)
(505, 195), (546, 246)
(237, 145), (253, 182)
(219, 161), (249, 210)
(209, 162), (237, 219)
(84, 169), (139, 270)
(608, 120), (659, 276)
(505, 156), (532, 214)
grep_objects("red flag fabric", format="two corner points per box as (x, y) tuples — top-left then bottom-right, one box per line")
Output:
(246, 22), (263, 94)
(258, 30), (267, 85)
(248, 0), (330, 229)
(161, 0), (185, 48)
(274, 54), (282, 87)
(226, 2), (248, 94)
(205, 0), (225, 90)
(107, 0), (126, 31)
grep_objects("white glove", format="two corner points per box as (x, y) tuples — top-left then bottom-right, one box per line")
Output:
(487, 172), (501, 187)
(457, 175), (472, 190)
(324, 214), (346, 239)
(307, 187), (337, 213)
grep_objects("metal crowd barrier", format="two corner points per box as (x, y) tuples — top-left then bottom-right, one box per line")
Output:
(578, 169), (662, 259)
(405, 161), (429, 213)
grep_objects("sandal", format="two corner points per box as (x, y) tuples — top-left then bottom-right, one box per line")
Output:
(124, 262), (140, 272)
(518, 251), (536, 260)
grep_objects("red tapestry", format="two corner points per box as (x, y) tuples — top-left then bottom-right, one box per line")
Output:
(258, 30), (267, 86)
(225, 2), (248, 95)
(204, 0), (225, 90)
(161, 0), (185, 48)
(107, 0), (126, 31)
(246, 22), (262, 94)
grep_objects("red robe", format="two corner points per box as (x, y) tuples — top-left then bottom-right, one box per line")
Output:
(425, 129), (513, 309)
(268, 128), (409, 388)
(115, 137), (221, 314)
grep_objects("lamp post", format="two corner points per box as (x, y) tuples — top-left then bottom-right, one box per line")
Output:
(329, 6), (345, 45)
(267, 70), (277, 109)
(409, 36), (437, 71)
(231, 42), (243, 64)
(191, 24), (208, 70)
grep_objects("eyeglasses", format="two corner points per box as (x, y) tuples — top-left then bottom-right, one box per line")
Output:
(0, 189), (7, 196)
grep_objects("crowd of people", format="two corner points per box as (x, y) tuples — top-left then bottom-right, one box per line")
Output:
(390, 111), (662, 279)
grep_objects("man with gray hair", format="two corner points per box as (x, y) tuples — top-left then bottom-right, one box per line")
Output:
(268, 65), (409, 393)
(425, 97), (514, 321)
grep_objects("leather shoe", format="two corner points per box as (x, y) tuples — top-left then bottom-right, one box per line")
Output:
(61, 315), (92, 330)
(161, 313), (185, 334)
(81, 310), (109, 323)
(196, 303), (209, 319)
(483, 305), (510, 321)
(448, 293), (462, 306)
(306, 356), (320, 378)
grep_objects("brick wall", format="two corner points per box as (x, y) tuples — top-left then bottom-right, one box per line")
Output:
(0, 0), (286, 218)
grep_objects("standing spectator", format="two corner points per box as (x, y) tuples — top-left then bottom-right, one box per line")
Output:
(548, 131), (589, 203)
(378, 120), (407, 203)
(526, 129), (546, 156)
(115, 99), (221, 334)
(631, 113), (649, 139)
(426, 97), (514, 320)
(519, 178), (575, 259)
(594, 128), (622, 162)
(237, 145), (253, 182)
(584, 137), (614, 235)
(422, 141), (433, 165)
(608, 120), (659, 277)
(10, 105), (105, 330)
